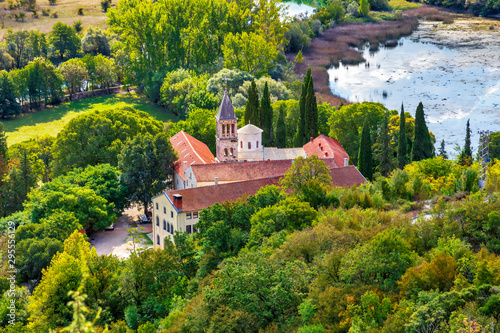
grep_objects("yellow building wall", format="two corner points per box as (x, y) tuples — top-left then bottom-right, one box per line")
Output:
(152, 194), (200, 250)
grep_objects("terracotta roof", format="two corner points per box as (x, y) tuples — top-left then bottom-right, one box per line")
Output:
(191, 158), (338, 183)
(263, 147), (307, 161)
(303, 135), (350, 168)
(170, 131), (217, 181)
(238, 124), (263, 134)
(329, 165), (367, 187)
(216, 90), (237, 120)
(162, 177), (282, 212)
(190, 159), (292, 182)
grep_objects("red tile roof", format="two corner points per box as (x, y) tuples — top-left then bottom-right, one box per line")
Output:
(191, 159), (339, 183)
(329, 165), (367, 187)
(158, 165), (366, 213)
(303, 135), (350, 168)
(170, 131), (217, 181)
(162, 177), (282, 212)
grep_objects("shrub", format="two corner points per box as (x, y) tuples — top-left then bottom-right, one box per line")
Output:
(347, 1), (360, 17)
(51, 11), (58, 18)
(48, 0), (56, 4)
(32, 10), (38, 18)
(42, 8), (50, 16)
(101, 0), (110, 12)
(73, 19), (83, 33)
(77, 7), (83, 15)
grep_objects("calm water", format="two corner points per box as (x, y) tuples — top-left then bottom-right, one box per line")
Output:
(281, 1), (315, 18)
(328, 20), (500, 151)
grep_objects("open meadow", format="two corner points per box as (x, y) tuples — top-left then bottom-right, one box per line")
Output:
(0, 0), (110, 38)
(1, 93), (176, 146)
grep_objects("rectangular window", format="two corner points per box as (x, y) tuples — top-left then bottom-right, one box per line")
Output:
(163, 207), (166, 214)
(156, 202), (158, 210)
(171, 211), (174, 218)
(193, 212), (198, 219)
(186, 212), (192, 219)
(186, 225), (192, 234)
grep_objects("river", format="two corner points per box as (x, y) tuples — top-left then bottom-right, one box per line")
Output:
(328, 16), (500, 153)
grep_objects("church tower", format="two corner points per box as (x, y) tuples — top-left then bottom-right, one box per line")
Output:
(216, 90), (238, 162)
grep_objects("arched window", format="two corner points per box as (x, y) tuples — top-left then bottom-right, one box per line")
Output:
(248, 142), (251, 149)
(156, 216), (159, 226)
(170, 223), (174, 234)
(227, 124), (230, 136)
(224, 148), (228, 156)
(231, 124), (235, 135)
(156, 235), (160, 245)
(163, 220), (166, 230)
(256, 141), (259, 148)
(222, 124), (225, 135)
(167, 222), (170, 233)
(230, 148), (233, 156)
(240, 141), (243, 149)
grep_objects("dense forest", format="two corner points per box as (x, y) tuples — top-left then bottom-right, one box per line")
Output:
(1, 0), (500, 331)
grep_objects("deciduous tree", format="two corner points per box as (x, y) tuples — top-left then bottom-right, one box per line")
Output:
(59, 58), (88, 100)
(49, 22), (81, 59)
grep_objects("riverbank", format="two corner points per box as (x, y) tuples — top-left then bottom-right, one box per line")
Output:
(289, 7), (455, 108)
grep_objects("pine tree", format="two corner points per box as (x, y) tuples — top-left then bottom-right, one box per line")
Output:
(305, 71), (318, 142)
(275, 104), (287, 148)
(438, 139), (448, 160)
(358, 121), (373, 181)
(260, 82), (273, 146)
(245, 80), (259, 125)
(294, 68), (311, 147)
(411, 101), (433, 162)
(374, 114), (393, 177)
(397, 103), (407, 169)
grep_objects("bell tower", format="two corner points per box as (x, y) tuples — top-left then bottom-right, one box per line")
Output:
(216, 90), (238, 162)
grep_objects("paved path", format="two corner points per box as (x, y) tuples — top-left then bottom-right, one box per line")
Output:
(91, 206), (153, 259)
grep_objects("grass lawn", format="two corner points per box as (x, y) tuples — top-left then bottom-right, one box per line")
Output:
(1, 93), (176, 147)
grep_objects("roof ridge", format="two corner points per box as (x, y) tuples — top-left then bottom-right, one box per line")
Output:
(181, 131), (209, 164)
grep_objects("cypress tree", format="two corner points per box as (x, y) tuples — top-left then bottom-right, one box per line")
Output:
(397, 103), (407, 169)
(305, 72), (318, 142)
(245, 80), (259, 125)
(411, 101), (433, 162)
(438, 139), (448, 160)
(374, 114), (393, 177)
(463, 119), (472, 159)
(275, 104), (287, 148)
(260, 82), (273, 146)
(294, 68), (311, 147)
(358, 121), (373, 181)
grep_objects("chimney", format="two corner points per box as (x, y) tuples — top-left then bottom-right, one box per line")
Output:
(173, 194), (182, 210)
(183, 161), (187, 173)
(214, 177), (218, 185)
(324, 152), (328, 157)
(344, 158), (348, 167)
(310, 137), (314, 142)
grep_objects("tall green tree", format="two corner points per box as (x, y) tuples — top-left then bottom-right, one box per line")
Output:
(260, 82), (273, 146)
(59, 59), (88, 100)
(294, 68), (311, 146)
(305, 70), (318, 141)
(374, 114), (393, 177)
(397, 103), (407, 169)
(245, 80), (259, 125)
(438, 139), (448, 160)
(118, 133), (175, 215)
(411, 102), (434, 162)
(463, 119), (472, 159)
(49, 22), (81, 59)
(274, 104), (287, 148)
(358, 121), (373, 181)
(5, 149), (38, 214)
(0, 70), (21, 117)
